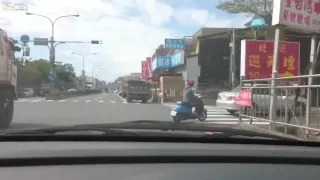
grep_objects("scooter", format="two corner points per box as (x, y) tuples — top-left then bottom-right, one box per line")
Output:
(170, 94), (207, 123)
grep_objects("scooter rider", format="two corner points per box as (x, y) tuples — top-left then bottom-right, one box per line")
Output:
(183, 80), (201, 116)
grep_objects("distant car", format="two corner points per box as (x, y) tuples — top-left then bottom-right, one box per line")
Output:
(216, 84), (307, 115)
(67, 89), (77, 93)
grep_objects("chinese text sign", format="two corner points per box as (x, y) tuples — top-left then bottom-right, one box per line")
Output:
(146, 57), (152, 78)
(272, 0), (320, 32)
(165, 39), (185, 49)
(241, 40), (300, 80)
(141, 61), (148, 80)
(236, 89), (252, 107)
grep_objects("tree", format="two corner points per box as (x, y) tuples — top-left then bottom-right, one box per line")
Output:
(17, 59), (77, 88)
(216, 0), (273, 26)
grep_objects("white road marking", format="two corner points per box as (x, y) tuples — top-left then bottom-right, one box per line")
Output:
(111, 101), (116, 103)
(98, 100), (104, 103)
(165, 103), (268, 125)
(135, 103), (140, 104)
(16, 100), (27, 102)
(46, 100), (54, 102)
(85, 100), (91, 103)
(114, 92), (126, 102)
(30, 99), (42, 102)
(73, 100), (79, 102)
(123, 102), (128, 104)
(58, 100), (66, 102)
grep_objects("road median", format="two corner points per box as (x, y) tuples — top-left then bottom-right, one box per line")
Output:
(45, 89), (102, 100)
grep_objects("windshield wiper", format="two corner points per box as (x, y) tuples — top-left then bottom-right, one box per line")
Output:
(0, 126), (139, 136)
(0, 121), (302, 141)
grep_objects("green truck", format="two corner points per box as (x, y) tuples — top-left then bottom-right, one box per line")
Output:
(126, 80), (150, 103)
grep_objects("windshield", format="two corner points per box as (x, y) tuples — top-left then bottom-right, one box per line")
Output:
(1, 0), (317, 142)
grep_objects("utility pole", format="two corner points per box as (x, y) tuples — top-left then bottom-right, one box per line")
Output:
(71, 53), (98, 90)
(25, 12), (79, 90)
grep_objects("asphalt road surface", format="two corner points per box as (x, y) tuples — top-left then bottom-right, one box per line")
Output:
(11, 92), (268, 130)
(12, 92), (173, 130)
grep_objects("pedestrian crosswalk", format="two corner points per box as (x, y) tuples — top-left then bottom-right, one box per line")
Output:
(164, 103), (269, 125)
(15, 98), (139, 104)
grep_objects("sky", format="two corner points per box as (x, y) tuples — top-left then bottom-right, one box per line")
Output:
(0, 0), (251, 82)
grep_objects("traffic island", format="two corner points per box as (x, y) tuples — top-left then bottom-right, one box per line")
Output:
(45, 89), (102, 100)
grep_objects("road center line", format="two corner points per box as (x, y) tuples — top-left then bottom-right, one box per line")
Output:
(111, 101), (116, 103)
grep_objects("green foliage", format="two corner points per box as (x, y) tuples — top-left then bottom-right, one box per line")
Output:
(17, 59), (77, 87)
(216, 0), (273, 26)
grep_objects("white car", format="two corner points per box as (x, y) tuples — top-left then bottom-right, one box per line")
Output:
(216, 84), (306, 115)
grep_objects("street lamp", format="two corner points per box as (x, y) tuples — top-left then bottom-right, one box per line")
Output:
(26, 12), (79, 89)
(71, 52), (98, 89)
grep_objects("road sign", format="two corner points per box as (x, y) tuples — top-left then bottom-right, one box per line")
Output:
(91, 40), (102, 44)
(20, 35), (29, 44)
(48, 72), (55, 81)
(165, 39), (184, 49)
(34, 38), (49, 46)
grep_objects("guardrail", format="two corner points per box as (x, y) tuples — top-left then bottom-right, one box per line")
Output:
(238, 74), (320, 139)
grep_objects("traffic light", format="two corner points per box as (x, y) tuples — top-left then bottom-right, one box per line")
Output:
(91, 40), (102, 44)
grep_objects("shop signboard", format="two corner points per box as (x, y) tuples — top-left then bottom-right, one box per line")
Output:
(164, 38), (184, 49)
(171, 50), (184, 67)
(272, 0), (320, 33)
(141, 61), (148, 80)
(240, 40), (300, 80)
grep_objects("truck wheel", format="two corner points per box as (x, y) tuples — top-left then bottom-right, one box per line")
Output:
(142, 99), (147, 103)
(0, 90), (14, 129)
(127, 96), (132, 102)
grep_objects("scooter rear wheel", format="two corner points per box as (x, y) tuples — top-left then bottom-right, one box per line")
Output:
(173, 115), (182, 123)
(197, 110), (207, 122)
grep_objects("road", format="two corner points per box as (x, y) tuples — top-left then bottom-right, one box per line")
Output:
(12, 92), (268, 130)
(12, 92), (172, 129)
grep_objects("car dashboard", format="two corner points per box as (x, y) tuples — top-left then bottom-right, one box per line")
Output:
(0, 140), (319, 180)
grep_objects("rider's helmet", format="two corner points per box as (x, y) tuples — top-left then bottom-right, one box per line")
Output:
(186, 80), (194, 87)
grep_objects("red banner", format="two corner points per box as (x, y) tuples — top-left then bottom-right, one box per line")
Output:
(146, 57), (151, 78)
(236, 89), (252, 107)
(242, 40), (300, 80)
(141, 61), (148, 80)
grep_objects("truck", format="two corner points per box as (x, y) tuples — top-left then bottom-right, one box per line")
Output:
(125, 80), (150, 103)
(0, 29), (19, 128)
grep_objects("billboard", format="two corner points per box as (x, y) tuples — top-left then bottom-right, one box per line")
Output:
(171, 50), (184, 67)
(272, 0), (320, 33)
(146, 57), (152, 78)
(165, 39), (184, 49)
(141, 61), (148, 80)
(240, 40), (300, 80)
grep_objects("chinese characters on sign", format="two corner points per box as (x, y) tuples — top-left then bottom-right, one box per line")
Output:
(236, 89), (252, 107)
(165, 39), (185, 49)
(272, 0), (320, 32)
(171, 51), (184, 67)
(157, 56), (172, 68)
(240, 40), (300, 80)
(141, 61), (148, 80)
